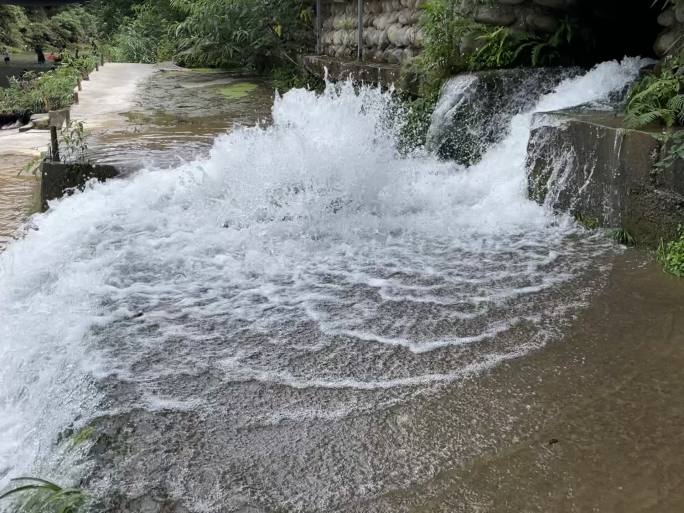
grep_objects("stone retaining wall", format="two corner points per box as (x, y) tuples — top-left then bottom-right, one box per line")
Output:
(654, 2), (684, 57)
(319, 0), (674, 66)
(321, 0), (425, 63)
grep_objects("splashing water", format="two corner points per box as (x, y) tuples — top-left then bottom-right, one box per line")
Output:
(0, 58), (647, 506)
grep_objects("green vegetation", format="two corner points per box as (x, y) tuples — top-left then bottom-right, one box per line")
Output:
(0, 6), (97, 51)
(173, 0), (314, 71)
(626, 57), (684, 128)
(0, 477), (87, 513)
(417, 0), (475, 81)
(574, 212), (599, 230)
(218, 83), (259, 99)
(468, 17), (579, 71)
(658, 227), (684, 277)
(105, 0), (182, 63)
(0, 55), (96, 114)
(70, 426), (96, 447)
(609, 228), (636, 246)
(60, 121), (90, 164)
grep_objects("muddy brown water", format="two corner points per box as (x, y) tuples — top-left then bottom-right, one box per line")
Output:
(84, 250), (684, 513)
(87, 70), (274, 172)
(1, 69), (683, 512)
(0, 155), (39, 251)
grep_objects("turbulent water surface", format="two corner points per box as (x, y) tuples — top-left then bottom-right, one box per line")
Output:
(0, 59), (649, 511)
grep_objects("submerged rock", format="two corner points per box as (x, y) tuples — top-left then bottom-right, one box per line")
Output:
(426, 67), (579, 165)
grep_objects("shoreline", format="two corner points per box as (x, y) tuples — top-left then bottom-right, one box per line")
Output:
(0, 63), (156, 250)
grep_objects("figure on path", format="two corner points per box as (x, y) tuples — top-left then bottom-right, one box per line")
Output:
(35, 45), (46, 65)
(3, 48), (10, 65)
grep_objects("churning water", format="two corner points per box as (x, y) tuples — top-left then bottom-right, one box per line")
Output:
(0, 58), (647, 510)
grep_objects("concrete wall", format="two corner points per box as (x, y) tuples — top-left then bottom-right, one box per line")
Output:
(527, 111), (684, 246)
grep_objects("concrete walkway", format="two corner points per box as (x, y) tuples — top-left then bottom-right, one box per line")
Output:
(0, 63), (155, 250)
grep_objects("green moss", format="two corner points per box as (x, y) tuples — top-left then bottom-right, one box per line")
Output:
(218, 82), (258, 99)
(574, 212), (599, 230)
(71, 426), (96, 447)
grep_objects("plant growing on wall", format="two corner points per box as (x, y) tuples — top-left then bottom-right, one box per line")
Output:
(625, 57), (684, 128)
(468, 17), (581, 71)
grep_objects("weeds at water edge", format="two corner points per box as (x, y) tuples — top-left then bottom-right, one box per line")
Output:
(658, 226), (684, 277)
(0, 477), (86, 513)
(609, 228), (636, 246)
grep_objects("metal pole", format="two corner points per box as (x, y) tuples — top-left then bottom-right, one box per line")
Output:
(50, 126), (60, 162)
(316, 0), (322, 55)
(357, 0), (363, 62)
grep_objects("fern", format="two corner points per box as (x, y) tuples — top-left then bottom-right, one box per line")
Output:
(626, 57), (684, 128)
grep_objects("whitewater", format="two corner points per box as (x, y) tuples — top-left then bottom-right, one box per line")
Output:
(0, 58), (647, 510)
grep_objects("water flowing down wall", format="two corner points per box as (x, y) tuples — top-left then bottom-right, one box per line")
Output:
(527, 111), (684, 246)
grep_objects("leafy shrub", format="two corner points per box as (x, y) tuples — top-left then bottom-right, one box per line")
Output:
(47, 7), (98, 47)
(468, 17), (580, 71)
(0, 5), (31, 48)
(109, 0), (181, 63)
(418, 0), (475, 79)
(0, 57), (95, 114)
(271, 66), (324, 93)
(658, 227), (684, 277)
(173, 0), (314, 71)
(626, 57), (684, 128)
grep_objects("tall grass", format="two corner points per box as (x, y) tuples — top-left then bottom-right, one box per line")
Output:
(0, 477), (86, 513)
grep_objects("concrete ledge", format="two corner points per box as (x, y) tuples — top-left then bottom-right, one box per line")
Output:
(527, 111), (684, 246)
(41, 161), (118, 210)
(302, 55), (402, 87)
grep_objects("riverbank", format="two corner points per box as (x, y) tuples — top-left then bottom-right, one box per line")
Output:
(0, 63), (155, 250)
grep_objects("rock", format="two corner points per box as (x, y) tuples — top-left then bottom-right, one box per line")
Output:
(18, 122), (34, 132)
(459, 33), (480, 56)
(654, 29), (681, 56)
(30, 113), (50, 129)
(525, 13), (558, 33)
(532, 0), (574, 9)
(658, 9), (676, 28)
(677, 3), (684, 23)
(473, 6), (517, 26)
(426, 67), (579, 165)
(526, 111), (684, 246)
(41, 161), (119, 211)
(388, 24), (409, 46)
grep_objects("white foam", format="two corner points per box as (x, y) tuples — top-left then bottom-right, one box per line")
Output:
(0, 58), (646, 490)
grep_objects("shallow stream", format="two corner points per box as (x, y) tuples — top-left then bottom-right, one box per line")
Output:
(1, 59), (683, 512)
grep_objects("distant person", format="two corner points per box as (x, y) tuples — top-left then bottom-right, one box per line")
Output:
(3, 48), (9, 65)
(35, 45), (46, 65)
